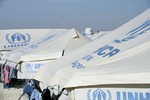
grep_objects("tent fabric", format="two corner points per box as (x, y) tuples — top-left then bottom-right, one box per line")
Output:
(20, 29), (89, 61)
(2, 29), (70, 64)
(64, 41), (150, 88)
(0, 29), (51, 50)
(34, 9), (150, 88)
(0, 29), (52, 61)
(3, 28), (90, 79)
(2, 29), (89, 67)
(0, 29), (66, 63)
(72, 88), (150, 100)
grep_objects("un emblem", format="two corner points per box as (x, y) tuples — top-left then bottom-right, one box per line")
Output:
(87, 89), (112, 100)
(6, 32), (31, 44)
(25, 63), (33, 70)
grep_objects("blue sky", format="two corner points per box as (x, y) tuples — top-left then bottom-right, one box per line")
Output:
(0, 0), (149, 32)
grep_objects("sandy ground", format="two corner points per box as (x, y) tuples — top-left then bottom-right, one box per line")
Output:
(0, 82), (28, 100)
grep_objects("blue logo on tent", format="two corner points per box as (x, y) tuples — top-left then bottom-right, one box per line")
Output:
(87, 89), (112, 100)
(25, 63), (33, 70)
(114, 20), (150, 44)
(6, 32), (31, 44)
(34, 64), (42, 69)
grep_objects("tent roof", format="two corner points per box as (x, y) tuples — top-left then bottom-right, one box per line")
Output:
(2, 28), (90, 66)
(64, 41), (150, 88)
(0, 29), (51, 51)
(34, 9), (150, 88)
(20, 29), (90, 61)
(0, 29), (51, 60)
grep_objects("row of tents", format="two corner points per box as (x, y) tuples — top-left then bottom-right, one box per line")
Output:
(0, 9), (150, 100)
(0, 28), (90, 79)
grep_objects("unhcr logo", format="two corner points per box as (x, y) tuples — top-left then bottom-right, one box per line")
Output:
(25, 63), (43, 73)
(4, 32), (31, 48)
(25, 63), (33, 70)
(114, 19), (150, 44)
(87, 88), (150, 100)
(87, 89), (112, 100)
(6, 32), (31, 44)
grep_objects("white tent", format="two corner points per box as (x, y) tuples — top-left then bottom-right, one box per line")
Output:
(19, 29), (89, 61)
(65, 41), (150, 88)
(34, 8), (150, 95)
(0, 29), (51, 58)
(1, 28), (90, 79)
(63, 41), (150, 100)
